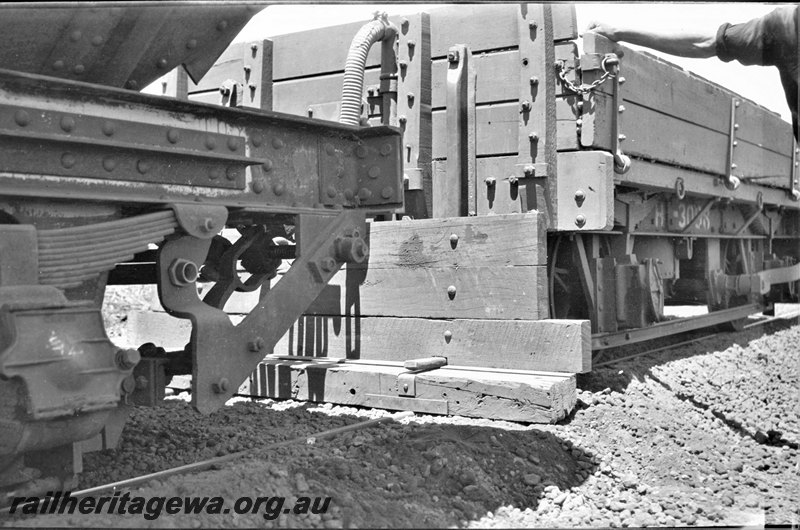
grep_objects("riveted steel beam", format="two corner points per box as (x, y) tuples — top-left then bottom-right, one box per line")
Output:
(0, 69), (403, 213)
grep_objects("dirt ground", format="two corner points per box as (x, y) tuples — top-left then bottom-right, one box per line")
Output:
(3, 292), (798, 528)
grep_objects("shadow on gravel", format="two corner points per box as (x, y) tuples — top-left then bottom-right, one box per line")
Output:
(71, 401), (598, 529)
(291, 415), (599, 528)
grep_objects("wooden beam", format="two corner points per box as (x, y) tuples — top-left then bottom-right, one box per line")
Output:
(249, 358), (577, 423)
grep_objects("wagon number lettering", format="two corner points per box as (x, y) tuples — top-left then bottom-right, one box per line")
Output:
(675, 203), (711, 231)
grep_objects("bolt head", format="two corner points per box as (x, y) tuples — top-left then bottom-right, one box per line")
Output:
(444, 330), (453, 342)
(484, 177), (496, 187)
(447, 285), (457, 298)
(574, 190), (586, 203)
(449, 234), (459, 247)
(618, 76), (626, 84)
(115, 348), (141, 370)
(575, 214), (587, 227)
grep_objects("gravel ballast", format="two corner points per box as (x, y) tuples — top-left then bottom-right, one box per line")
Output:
(4, 318), (799, 528)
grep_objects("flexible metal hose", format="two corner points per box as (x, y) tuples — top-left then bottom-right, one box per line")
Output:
(339, 13), (398, 126)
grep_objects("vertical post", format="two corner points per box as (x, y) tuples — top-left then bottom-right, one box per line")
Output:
(396, 13), (432, 218)
(434, 44), (475, 218)
(516, 4), (556, 220)
(242, 39), (273, 110)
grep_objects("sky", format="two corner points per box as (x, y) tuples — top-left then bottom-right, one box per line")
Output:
(230, 3), (793, 124)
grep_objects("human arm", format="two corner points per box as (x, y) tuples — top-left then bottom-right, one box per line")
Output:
(584, 21), (718, 59)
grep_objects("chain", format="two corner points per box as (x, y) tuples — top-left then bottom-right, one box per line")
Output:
(555, 54), (619, 96)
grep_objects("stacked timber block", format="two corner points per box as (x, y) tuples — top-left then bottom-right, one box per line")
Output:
(127, 215), (588, 422)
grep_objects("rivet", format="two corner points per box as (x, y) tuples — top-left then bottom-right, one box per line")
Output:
(407, 92), (415, 102)
(126, 79), (138, 89)
(618, 105), (626, 113)
(735, 100), (741, 108)
(70, 30), (82, 42)
(529, 20), (538, 30)
(326, 185), (337, 198)
(530, 76), (539, 86)
(243, 65), (251, 73)
(248, 337), (265, 352)
(186, 39), (198, 50)
(205, 136), (216, 150)
(320, 257), (336, 273)
(251, 43), (258, 52)
(577, 101), (584, 112)
(529, 132), (539, 142)
(61, 153), (76, 168)
(325, 143), (336, 156)
(307, 107), (314, 118)
(157, 58), (168, 69)
(574, 189), (585, 203)
(101, 121), (115, 136)
(523, 165), (535, 177)
(73, 64), (85, 75)
(343, 189), (356, 201)
(251, 134), (263, 147)
(137, 160), (150, 174)
(368, 166), (381, 179)
(618, 134), (627, 141)
(272, 137), (284, 149)
(91, 35), (103, 46)
(449, 234), (459, 247)
(358, 188), (372, 200)
(733, 140), (738, 147)
(575, 214), (586, 227)
(447, 285), (457, 299)
(380, 143), (392, 156)
(60, 116), (76, 132)
(167, 129), (180, 143)
(734, 123), (739, 130)
(209, 167), (222, 180)
(399, 60), (408, 69)
(102, 157), (117, 172)
(262, 159), (273, 171)
(521, 100), (532, 112)
(202, 218), (215, 232)
(484, 176), (496, 187)
(14, 110), (31, 127)
(355, 145), (368, 158)
(731, 163), (737, 169)
(212, 378), (229, 394)
(272, 182), (285, 196)
(228, 137), (239, 151)
(252, 178), (265, 193)
(618, 76), (626, 85)
(444, 330), (453, 342)
(217, 20), (229, 31)
(248, 83), (257, 90)
(398, 116), (407, 125)
(381, 187), (393, 199)
(401, 18), (410, 31)
(52, 60), (65, 71)
(226, 167), (238, 180)
(408, 39), (416, 48)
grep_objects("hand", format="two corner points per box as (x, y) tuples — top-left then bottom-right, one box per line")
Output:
(583, 21), (619, 41)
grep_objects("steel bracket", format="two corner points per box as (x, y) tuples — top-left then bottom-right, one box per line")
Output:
(397, 373), (416, 397)
(724, 98), (742, 190)
(157, 209), (368, 414)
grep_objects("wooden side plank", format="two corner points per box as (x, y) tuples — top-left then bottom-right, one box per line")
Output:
(250, 359), (577, 423)
(270, 4), (576, 80)
(276, 316), (590, 373)
(582, 33), (793, 158)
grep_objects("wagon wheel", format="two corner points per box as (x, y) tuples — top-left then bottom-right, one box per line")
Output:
(548, 235), (589, 319)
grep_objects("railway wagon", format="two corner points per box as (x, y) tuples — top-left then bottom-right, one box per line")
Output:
(0, 5), (404, 497)
(126, 3), (800, 421)
(0, 3), (798, 499)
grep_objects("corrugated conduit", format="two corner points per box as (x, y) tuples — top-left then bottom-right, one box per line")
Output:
(339, 12), (398, 126)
